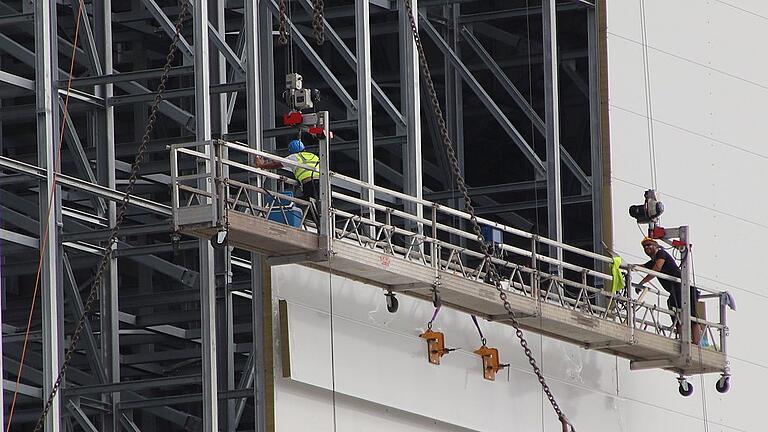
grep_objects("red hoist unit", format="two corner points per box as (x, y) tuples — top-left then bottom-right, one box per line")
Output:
(282, 73), (333, 139)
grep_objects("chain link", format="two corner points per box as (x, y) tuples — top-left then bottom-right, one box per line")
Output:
(401, 1), (574, 430)
(31, 1), (191, 430)
(278, 0), (288, 45)
(312, 0), (325, 45)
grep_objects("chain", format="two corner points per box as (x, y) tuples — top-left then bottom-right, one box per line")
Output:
(312, 0), (325, 45)
(31, 1), (191, 430)
(278, 0), (288, 45)
(401, 1), (574, 430)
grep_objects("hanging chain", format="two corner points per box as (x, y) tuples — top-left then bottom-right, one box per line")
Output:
(311, 0), (325, 45)
(31, 1), (191, 430)
(401, 1), (574, 430)
(278, 0), (289, 45)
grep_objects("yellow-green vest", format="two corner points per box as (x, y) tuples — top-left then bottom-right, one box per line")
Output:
(293, 151), (320, 183)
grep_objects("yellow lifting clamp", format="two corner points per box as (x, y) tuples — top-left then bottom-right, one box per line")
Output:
(419, 330), (455, 365)
(474, 345), (509, 381)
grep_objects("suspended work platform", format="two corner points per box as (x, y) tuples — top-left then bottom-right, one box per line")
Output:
(171, 138), (731, 379)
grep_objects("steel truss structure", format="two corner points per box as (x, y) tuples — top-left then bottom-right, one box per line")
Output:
(0, 0), (607, 430)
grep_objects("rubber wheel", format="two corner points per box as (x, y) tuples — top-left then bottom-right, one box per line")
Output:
(678, 380), (694, 397)
(211, 231), (228, 249)
(386, 294), (398, 313)
(715, 376), (730, 393)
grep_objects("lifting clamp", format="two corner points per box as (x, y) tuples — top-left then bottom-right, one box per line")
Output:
(474, 345), (509, 381)
(418, 329), (455, 365)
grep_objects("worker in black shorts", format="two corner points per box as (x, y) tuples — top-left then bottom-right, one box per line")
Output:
(638, 237), (701, 345)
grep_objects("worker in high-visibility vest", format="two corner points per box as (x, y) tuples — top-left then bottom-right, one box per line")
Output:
(254, 139), (320, 203)
(638, 237), (701, 345)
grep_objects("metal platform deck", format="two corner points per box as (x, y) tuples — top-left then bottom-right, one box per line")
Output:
(171, 138), (731, 378)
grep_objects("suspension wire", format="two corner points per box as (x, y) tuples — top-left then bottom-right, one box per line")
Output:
(639, 0), (658, 190)
(18, 2), (192, 430)
(327, 263), (338, 432)
(524, 1), (548, 427)
(401, 2), (574, 430)
(690, 247), (710, 432)
(5, 0), (87, 427)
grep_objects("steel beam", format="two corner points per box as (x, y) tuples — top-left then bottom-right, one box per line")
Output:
(356, 0), (375, 226)
(460, 26), (591, 192)
(420, 15), (546, 177)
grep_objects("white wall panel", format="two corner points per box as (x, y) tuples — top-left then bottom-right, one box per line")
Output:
(609, 1), (767, 430)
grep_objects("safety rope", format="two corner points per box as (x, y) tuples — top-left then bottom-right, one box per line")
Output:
(25, 1), (191, 430)
(401, 1), (574, 430)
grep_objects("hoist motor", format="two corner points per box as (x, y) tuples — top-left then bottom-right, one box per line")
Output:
(628, 189), (664, 224)
(284, 73), (320, 112)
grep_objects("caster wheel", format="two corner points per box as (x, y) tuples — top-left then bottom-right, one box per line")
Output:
(385, 293), (398, 313)
(715, 376), (730, 393)
(678, 380), (694, 397)
(211, 230), (228, 249)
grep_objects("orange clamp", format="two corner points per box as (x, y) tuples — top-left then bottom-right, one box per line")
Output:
(419, 330), (453, 365)
(474, 345), (508, 381)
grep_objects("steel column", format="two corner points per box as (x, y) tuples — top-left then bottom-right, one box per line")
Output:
(356, 0), (375, 224)
(35, 0), (64, 429)
(542, 0), (563, 271)
(245, 0), (266, 430)
(587, 7), (603, 269)
(193, 0), (219, 429)
(400, 0), (423, 225)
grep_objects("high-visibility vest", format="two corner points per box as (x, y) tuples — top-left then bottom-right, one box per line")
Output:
(293, 151), (320, 183)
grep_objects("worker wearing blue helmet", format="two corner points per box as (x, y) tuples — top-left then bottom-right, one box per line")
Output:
(254, 139), (321, 204)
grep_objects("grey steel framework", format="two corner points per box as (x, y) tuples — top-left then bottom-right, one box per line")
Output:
(0, 0), (605, 430)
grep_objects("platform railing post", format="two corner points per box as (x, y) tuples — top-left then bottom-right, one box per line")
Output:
(318, 111), (332, 252)
(170, 146), (180, 231)
(531, 236), (539, 300)
(625, 267), (635, 342)
(214, 140), (226, 228)
(679, 226), (692, 364)
(719, 292), (727, 354)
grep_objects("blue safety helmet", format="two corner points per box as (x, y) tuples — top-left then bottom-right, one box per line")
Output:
(288, 139), (305, 154)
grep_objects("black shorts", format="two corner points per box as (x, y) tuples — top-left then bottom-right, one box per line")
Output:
(667, 285), (699, 319)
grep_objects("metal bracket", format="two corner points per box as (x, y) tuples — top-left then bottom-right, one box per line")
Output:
(419, 330), (455, 365)
(474, 345), (508, 381)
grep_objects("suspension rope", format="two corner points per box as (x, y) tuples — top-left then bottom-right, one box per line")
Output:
(401, 2), (573, 430)
(5, 0), (87, 427)
(15, 2), (192, 430)
(470, 315), (486, 346)
(639, 0), (658, 190)
(427, 305), (441, 330)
